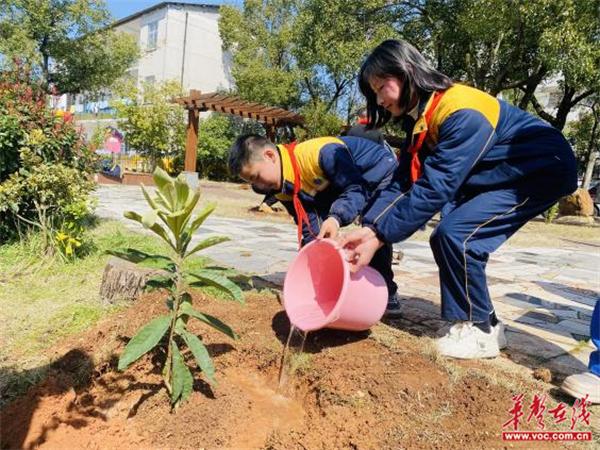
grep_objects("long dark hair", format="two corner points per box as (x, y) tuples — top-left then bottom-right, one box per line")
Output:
(359, 40), (453, 128)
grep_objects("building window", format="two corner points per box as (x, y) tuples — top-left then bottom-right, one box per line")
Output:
(145, 75), (156, 85)
(146, 21), (158, 50)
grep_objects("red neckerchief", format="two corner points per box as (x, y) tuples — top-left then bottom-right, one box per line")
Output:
(407, 91), (445, 182)
(284, 141), (315, 247)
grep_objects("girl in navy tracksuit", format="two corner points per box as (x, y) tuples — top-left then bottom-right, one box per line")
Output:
(340, 40), (577, 359)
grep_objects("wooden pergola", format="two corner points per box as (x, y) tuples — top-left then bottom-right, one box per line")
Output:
(173, 90), (304, 173)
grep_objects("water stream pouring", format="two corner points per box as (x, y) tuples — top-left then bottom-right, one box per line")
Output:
(283, 239), (387, 332)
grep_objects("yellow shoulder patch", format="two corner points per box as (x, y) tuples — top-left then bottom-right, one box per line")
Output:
(279, 144), (294, 188)
(428, 84), (500, 143)
(293, 137), (343, 195)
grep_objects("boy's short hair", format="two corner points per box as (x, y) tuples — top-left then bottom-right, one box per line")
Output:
(228, 134), (275, 177)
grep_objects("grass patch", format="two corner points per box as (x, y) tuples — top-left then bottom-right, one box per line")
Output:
(0, 219), (223, 376)
(0, 220), (165, 363)
(1, 218), (240, 405)
(22, 305), (107, 350)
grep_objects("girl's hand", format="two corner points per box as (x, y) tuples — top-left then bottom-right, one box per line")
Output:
(337, 227), (383, 273)
(317, 217), (340, 239)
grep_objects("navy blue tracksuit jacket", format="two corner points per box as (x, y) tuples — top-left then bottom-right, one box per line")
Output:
(273, 136), (399, 297)
(361, 84), (577, 323)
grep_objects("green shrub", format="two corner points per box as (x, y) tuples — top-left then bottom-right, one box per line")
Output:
(296, 101), (344, 141)
(196, 114), (237, 180)
(195, 113), (263, 180)
(0, 64), (96, 251)
(113, 80), (185, 171)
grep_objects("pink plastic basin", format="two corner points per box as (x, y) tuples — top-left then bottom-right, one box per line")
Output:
(283, 239), (387, 332)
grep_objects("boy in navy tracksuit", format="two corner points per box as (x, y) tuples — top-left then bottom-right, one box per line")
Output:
(340, 40), (578, 359)
(228, 135), (401, 314)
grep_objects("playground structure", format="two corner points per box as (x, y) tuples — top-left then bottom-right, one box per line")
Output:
(97, 90), (304, 186)
(172, 90), (304, 186)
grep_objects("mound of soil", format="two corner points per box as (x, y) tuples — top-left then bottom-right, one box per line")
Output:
(0, 290), (572, 449)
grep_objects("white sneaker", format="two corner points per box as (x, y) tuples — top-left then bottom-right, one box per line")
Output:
(436, 322), (500, 359)
(561, 372), (600, 404)
(493, 322), (507, 350)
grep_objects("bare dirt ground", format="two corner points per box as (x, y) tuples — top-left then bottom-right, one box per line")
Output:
(2, 180), (597, 449)
(1, 288), (594, 450)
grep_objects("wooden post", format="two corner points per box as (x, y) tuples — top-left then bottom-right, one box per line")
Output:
(265, 124), (276, 142)
(185, 107), (199, 172)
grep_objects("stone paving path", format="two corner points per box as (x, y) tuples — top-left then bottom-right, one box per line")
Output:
(95, 185), (600, 378)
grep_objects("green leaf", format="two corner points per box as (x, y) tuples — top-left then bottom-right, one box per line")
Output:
(154, 190), (173, 212)
(174, 174), (190, 210)
(153, 166), (174, 193)
(170, 340), (193, 404)
(186, 203), (216, 235)
(164, 188), (200, 244)
(177, 189), (201, 236)
(118, 315), (170, 371)
(123, 211), (175, 249)
(106, 248), (174, 271)
(179, 302), (238, 340)
(159, 211), (180, 238)
(140, 184), (161, 212)
(141, 209), (158, 228)
(164, 184), (178, 212)
(184, 188), (201, 210)
(153, 167), (177, 212)
(180, 330), (216, 385)
(145, 275), (175, 292)
(180, 230), (192, 253)
(189, 269), (243, 303)
(174, 317), (186, 334)
(186, 236), (230, 257)
(181, 362), (194, 403)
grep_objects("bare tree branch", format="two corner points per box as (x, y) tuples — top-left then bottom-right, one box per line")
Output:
(530, 94), (555, 125)
(570, 89), (594, 108)
(303, 76), (317, 103)
(325, 78), (350, 113)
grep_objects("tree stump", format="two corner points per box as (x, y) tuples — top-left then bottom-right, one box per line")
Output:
(99, 257), (166, 303)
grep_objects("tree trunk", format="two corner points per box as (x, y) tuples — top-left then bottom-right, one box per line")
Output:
(582, 151), (598, 190)
(99, 257), (167, 303)
(40, 32), (51, 93)
(518, 66), (546, 110)
(553, 85), (576, 131)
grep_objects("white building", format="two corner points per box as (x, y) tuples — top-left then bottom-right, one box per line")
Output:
(60, 1), (232, 114)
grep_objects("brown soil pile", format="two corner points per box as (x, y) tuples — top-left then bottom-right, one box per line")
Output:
(1, 290), (576, 449)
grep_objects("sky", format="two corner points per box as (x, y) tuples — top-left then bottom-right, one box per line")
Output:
(105, 0), (241, 21)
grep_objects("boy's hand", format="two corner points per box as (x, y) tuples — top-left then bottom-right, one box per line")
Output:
(317, 217), (340, 239)
(337, 227), (383, 273)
